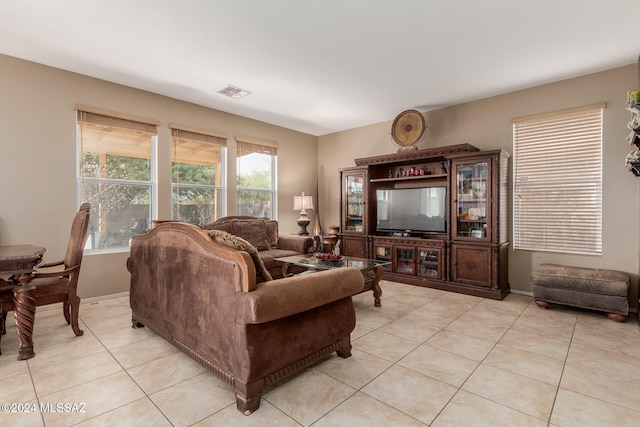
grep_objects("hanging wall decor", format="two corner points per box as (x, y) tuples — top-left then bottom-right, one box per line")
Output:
(625, 55), (640, 176)
(390, 109), (426, 152)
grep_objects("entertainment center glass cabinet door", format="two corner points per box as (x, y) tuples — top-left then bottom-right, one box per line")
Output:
(374, 244), (393, 272)
(340, 167), (367, 234)
(452, 158), (491, 240)
(395, 246), (416, 275)
(418, 247), (441, 279)
(340, 166), (369, 258)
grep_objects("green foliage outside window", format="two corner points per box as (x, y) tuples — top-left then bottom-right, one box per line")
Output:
(237, 168), (273, 218)
(80, 152), (152, 248)
(172, 162), (216, 185)
(172, 162), (219, 226)
(82, 152), (150, 181)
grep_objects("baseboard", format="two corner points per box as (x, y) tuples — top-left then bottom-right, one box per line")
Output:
(82, 291), (130, 304)
(510, 289), (533, 297)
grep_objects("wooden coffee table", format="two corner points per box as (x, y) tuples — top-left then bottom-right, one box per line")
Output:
(275, 254), (390, 307)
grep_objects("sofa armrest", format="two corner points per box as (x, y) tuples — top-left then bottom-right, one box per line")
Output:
(236, 267), (364, 324)
(277, 234), (314, 254)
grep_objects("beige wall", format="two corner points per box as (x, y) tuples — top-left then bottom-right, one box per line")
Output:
(0, 54), (318, 299)
(2, 52), (637, 308)
(319, 65), (639, 309)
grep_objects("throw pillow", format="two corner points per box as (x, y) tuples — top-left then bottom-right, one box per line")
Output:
(206, 229), (273, 283)
(266, 220), (278, 248)
(201, 221), (233, 233)
(230, 219), (270, 251)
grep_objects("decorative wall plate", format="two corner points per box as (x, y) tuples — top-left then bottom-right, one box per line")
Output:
(391, 109), (426, 150)
(468, 208), (482, 220)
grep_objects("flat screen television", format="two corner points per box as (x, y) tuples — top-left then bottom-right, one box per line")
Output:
(376, 187), (447, 234)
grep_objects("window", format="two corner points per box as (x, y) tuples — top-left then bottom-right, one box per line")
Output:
(513, 104), (604, 254)
(77, 110), (158, 251)
(171, 126), (227, 226)
(236, 139), (277, 219)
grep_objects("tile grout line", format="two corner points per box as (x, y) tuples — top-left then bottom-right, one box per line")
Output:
(430, 298), (540, 425)
(351, 288), (485, 425)
(83, 298), (178, 427)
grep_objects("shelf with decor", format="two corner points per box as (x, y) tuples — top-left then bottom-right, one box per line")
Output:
(370, 173), (447, 183)
(453, 159), (490, 241)
(450, 152), (509, 295)
(341, 167), (367, 234)
(339, 144), (510, 300)
(369, 235), (445, 281)
(339, 166), (369, 258)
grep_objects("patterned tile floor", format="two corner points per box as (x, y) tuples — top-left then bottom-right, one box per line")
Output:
(1, 281), (639, 426)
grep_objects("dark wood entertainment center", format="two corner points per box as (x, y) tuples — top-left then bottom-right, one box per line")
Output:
(339, 144), (510, 300)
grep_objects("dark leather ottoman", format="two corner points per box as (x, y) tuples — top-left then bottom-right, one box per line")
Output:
(531, 263), (630, 322)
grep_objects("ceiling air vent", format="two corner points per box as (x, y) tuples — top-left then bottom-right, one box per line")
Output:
(218, 85), (252, 99)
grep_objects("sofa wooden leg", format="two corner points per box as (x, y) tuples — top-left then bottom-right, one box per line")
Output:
(336, 335), (352, 358)
(607, 313), (626, 322)
(535, 300), (550, 309)
(235, 391), (262, 415)
(234, 379), (264, 415)
(131, 316), (144, 329)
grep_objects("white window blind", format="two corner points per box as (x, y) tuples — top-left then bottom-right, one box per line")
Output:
(513, 104), (604, 255)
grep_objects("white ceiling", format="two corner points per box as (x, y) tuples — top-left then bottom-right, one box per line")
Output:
(1, 1), (638, 136)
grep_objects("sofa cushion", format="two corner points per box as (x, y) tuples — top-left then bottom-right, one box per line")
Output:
(202, 218), (271, 251)
(237, 267), (364, 324)
(230, 219), (271, 251)
(266, 220), (278, 248)
(206, 229), (273, 282)
(202, 221), (233, 234)
(258, 248), (300, 270)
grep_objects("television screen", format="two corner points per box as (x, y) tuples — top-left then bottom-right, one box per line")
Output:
(376, 187), (447, 233)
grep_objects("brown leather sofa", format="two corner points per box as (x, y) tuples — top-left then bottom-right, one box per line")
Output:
(127, 222), (364, 414)
(202, 216), (314, 279)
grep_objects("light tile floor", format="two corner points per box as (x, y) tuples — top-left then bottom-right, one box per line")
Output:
(1, 281), (639, 426)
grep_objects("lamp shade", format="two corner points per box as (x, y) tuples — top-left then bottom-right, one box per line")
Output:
(293, 192), (314, 211)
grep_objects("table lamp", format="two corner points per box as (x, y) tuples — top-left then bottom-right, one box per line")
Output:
(293, 192), (314, 235)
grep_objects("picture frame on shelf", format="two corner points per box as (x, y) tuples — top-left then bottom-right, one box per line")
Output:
(471, 229), (484, 238)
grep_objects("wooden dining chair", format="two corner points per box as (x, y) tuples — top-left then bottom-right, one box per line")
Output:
(30, 202), (91, 337)
(0, 203), (91, 352)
